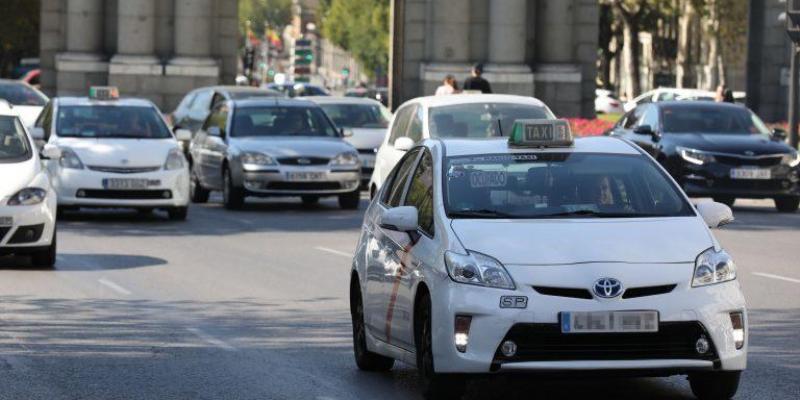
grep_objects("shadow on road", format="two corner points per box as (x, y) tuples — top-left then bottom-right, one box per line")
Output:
(0, 253), (167, 271)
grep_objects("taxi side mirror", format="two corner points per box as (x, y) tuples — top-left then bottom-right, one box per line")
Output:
(40, 144), (61, 160)
(696, 201), (734, 228)
(633, 124), (661, 142)
(174, 128), (192, 142)
(379, 206), (418, 232)
(341, 128), (354, 137)
(394, 137), (414, 152)
(771, 128), (787, 141)
(30, 126), (45, 140)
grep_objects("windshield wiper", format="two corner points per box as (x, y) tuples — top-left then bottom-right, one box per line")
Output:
(448, 209), (517, 218)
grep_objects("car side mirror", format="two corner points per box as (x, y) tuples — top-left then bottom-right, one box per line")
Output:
(40, 144), (61, 160)
(771, 128), (787, 141)
(696, 201), (734, 228)
(394, 136), (414, 152)
(30, 126), (45, 140)
(379, 206), (418, 232)
(633, 125), (661, 142)
(341, 128), (354, 137)
(174, 128), (192, 142)
(207, 126), (223, 138)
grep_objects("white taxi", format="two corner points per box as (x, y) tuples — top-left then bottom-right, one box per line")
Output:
(34, 88), (191, 219)
(0, 110), (57, 267)
(368, 94), (555, 198)
(350, 120), (747, 400)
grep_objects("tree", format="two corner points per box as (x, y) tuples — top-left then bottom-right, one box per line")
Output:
(239, 0), (293, 38)
(0, 0), (39, 77)
(612, 0), (649, 99)
(321, 0), (390, 78)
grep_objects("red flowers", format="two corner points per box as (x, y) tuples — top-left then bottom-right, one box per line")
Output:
(565, 118), (615, 137)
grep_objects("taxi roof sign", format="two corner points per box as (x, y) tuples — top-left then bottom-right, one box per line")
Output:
(89, 86), (119, 101)
(508, 119), (574, 148)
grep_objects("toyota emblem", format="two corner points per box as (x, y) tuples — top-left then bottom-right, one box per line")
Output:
(593, 278), (623, 299)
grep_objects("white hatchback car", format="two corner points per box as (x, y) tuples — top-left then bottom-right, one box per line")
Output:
(33, 88), (191, 220)
(350, 120), (746, 400)
(624, 88), (716, 112)
(0, 110), (57, 267)
(368, 94), (555, 198)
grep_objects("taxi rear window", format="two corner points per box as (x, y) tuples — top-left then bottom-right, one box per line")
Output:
(56, 105), (171, 139)
(444, 153), (694, 219)
(429, 103), (553, 139)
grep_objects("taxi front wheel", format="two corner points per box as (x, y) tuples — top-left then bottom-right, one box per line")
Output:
(350, 280), (394, 372)
(688, 371), (741, 400)
(31, 229), (56, 269)
(415, 293), (466, 400)
(223, 168), (245, 210)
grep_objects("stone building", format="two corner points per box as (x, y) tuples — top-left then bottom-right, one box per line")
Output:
(747, 0), (791, 123)
(39, 0), (239, 111)
(390, 0), (599, 117)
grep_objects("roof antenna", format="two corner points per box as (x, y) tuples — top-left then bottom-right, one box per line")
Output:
(496, 119), (503, 137)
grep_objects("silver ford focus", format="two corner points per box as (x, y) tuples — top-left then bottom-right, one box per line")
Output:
(188, 98), (361, 209)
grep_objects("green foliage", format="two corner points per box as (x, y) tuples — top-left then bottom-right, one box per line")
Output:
(0, 0), (39, 77)
(321, 0), (390, 77)
(239, 0), (293, 37)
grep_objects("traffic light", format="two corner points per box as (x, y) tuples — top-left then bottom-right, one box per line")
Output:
(292, 37), (314, 82)
(295, 49), (313, 65)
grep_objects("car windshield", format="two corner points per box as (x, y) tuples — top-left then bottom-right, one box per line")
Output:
(445, 152), (694, 219)
(0, 82), (47, 106)
(319, 103), (391, 129)
(429, 103), (554, 138)
(56, 105), (172, 139)
(232, 106), (339, 137)
(661, 105), (770, 135)
(0, 115), (31, 162)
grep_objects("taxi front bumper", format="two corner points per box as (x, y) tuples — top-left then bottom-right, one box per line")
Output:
(238, 165), (361, 196)
(0, 193), (56, 253)
(432, 263), (747, 375)
(53, 167), (190, 208)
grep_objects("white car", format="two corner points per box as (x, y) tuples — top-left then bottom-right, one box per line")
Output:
(595, 88), (624, 114)
(0, 79), (49, 130)
(0, 110), (57, 267)
(369, 94), (555, 198)
(350, 120), (746, 400)
(624, 88), (716, 112)
(305, 96), (393, 187)
(32, 88), (192, 220)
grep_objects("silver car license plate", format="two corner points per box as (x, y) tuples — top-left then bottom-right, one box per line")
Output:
(0, 216), (12, 226)
(730, 168), (771, 180)
(286, 172), (325, 181)
(102, 178), (154, 190)
(561, 311), (658, 333)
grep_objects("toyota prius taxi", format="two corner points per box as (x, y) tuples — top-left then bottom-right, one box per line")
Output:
(350, 120), (747, 400)
(35, 87), (191, 220)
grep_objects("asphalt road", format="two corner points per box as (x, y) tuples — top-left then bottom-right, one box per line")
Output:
(0, 195), (797, 400)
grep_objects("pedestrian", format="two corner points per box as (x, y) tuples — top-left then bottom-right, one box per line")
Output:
(463, 63), (492, 94)
(435, 74), (459, 95)
(723, 88), (735, 103)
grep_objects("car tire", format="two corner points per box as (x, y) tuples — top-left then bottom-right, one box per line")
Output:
(350, 279), (394, 371)
(31, 228), (56, 269)
(774, 196), (799, 213)
(301, 195), (319, 206)
(223, 168), (245, 210)
(415, 293), (466, 400)
(190, 171), (210, 203)
(712, 196), (735, 208)
(338, 190), (360, 210)
(688, 371), (741, 400)
(167, 207), (188, 221)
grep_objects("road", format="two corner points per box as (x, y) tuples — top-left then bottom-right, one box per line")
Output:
(0, 196), (797, 400)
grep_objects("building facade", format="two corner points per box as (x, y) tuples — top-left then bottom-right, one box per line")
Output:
(40, 0), (239, 111)
(390, 0), (599, 117)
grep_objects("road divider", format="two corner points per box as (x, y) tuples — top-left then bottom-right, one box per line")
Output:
(752, 272), (800, 284)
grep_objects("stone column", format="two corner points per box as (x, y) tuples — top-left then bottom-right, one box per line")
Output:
(168, 0), (219, 74)
(488, 0), (526, 64)
(431, 0), (470, 63)
(56, 0), (108, 95)
(537, 0), (574, 63)
(110, 0), (160, 71)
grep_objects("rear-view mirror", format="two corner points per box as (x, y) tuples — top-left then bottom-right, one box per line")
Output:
(379, 206), (418, 232)
(394, 137), (414, 152)
(175, 128), (192, 142)
(771, 128), (787, 141)
(40, 144), (61, 160)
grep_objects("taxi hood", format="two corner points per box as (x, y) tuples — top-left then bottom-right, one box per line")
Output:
(450, 217), (713, 265)
(0, 158), (38, 200)
(56, 137), (178, 167)
(343, 127), (386, 151)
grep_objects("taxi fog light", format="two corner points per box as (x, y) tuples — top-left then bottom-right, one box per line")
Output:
(692, 248), (736, 287)
(695, 335), (710, 354)
(500, 340), (517, 357)
(76, 190), (86, 198)
(454, 315), (472, 353)
(730, 312), (745, 349)
(162, 191), (171, 199)
(445, 250), (515, 290)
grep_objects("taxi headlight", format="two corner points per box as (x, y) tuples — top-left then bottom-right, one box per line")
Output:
(8, 188), (47, 206)
(241, 151), (276, 167)
(782, 152), (800, 167)
(330, 152), (359, 166)
(445, 250), (515, 290)
(692, 247), (737, 287)
(678, 146), (715, 165)
(59, 148), (84, 170)
(164, 148), (186, 170)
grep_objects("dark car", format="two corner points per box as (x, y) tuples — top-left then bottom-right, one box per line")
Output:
(609, 102), (800, 212)
(266, 83), (329, 98)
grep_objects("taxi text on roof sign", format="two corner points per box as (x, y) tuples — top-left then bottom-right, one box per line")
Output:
(89, 86), (119, 101)
(509, 119), (573, 148)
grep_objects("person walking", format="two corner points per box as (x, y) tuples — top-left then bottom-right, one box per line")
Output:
(435, 74), (459, 95)
(463, 63), (492, 93)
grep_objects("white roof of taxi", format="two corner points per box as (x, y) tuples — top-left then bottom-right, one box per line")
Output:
(303, 96), (384, 106)
(404, 94), (549, 109)
(435, 136), (641, 157)
(55, 97), (156, 107)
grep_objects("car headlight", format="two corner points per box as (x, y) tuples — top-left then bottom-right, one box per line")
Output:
(7, 188), (47, 206)
(241, 151), (276, 166)
(59, 148), (84, 169)
(445, 250), (515, 290)
(164, 148), (186, 170)
(330, 152), (360, 166)
(692, 247), (737, 287)
(782, 151), (800, 167)
(678, 146), (715, 165)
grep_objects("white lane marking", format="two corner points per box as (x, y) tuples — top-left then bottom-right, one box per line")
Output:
(97, 278), (132, 295)
(752, 272), (800, 284)
(186, 327), (237, 351)
(314, 246), (352, 258)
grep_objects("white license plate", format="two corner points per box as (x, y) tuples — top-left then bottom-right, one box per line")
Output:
(0, 216), (12, 226)
(730, 168), (771, 180)
(561, 311), (659, 333)
(102, 178), (156, 190)
(286, 172), (325, 181)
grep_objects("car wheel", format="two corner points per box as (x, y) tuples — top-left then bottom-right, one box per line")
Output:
(301, 195), (319, 206)
(190, 171), (210, 203)
(415, 293), (466, 400)
(31, 228), (56, 269)
(688, 371), (741, 400)
(774, 196), (799, 213)
(223, 168), (245, 210)
(167, 207), (188, 221)
(350, 279), (394, 371)
(712, 196), (735, 208)
(338, 190), (360, 210)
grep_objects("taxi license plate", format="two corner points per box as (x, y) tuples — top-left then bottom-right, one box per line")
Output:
(730, 168), (771, 180)
(102, 178), (155, 190)
(287, 172), (325, 181)
(0, 217), (12, 226)
(560, 311), (658, 334)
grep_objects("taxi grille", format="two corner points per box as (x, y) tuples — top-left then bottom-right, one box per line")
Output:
(277, 157), (329, 166)
(8, 224), (44, 244)
(0, 226), (11, 243)
(87, 165), (161, 174)
(714, 155), (783, 167)
(493, 322), (717, 363)
(78, 189), (172, 200)
(265, 182), (341, 191)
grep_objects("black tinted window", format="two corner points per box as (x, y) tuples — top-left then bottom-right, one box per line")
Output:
(231, 106), (338, 137)
(0, 83), (47, 106)
(661, 105), (770, 135)
(383, 148), (421, 207)
(319, 103), (390, 128)
(404, 150), (434, 235)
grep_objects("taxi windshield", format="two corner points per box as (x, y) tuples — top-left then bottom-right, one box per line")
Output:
(661, 105), (770, 135)
(318, 103), (390, 129)
(56, 105), (172, 139)
(445, 153), (694, 219)
(231, 106), (339, 137)
(429, 103), (553, 139)
(0, 82), (48, 106)
(0, 115), (31, 162)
